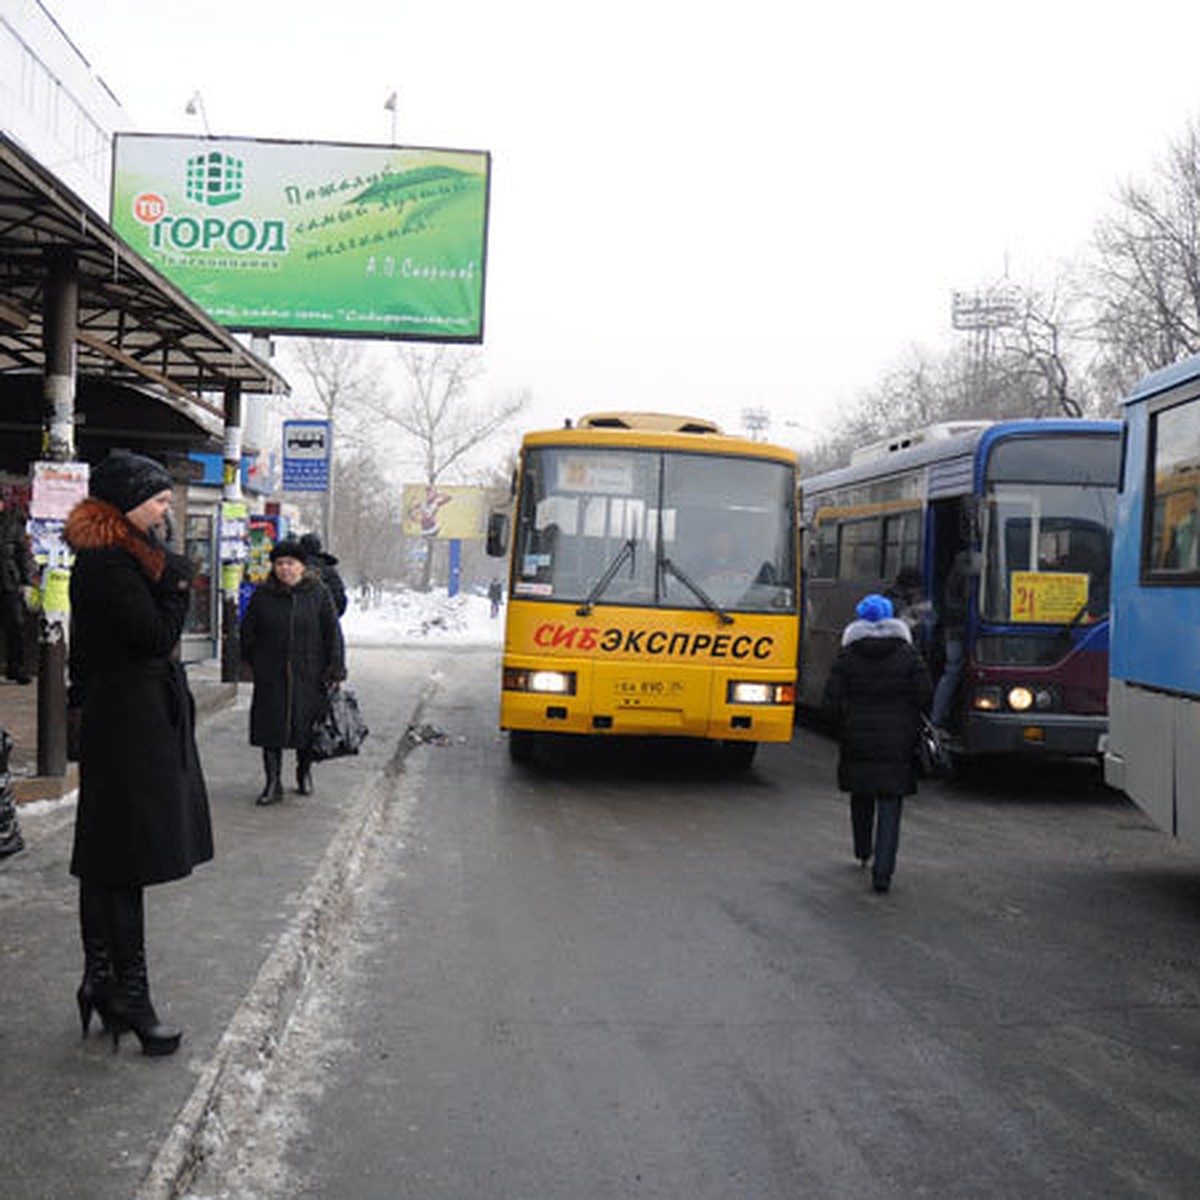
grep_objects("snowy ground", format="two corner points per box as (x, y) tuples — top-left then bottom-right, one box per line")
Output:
(341, 588), (503, 647)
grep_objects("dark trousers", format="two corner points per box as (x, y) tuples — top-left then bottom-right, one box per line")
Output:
(0, 591), (26, 678)
(850, 793), (904, 880)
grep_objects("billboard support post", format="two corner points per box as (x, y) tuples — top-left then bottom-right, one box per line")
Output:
(36, 250), (77, 778)
(221, 380), (243, 683)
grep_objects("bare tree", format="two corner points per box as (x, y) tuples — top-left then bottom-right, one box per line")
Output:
(284, 338), (384, 544)
(1091, 118), (1200, 396)
(992, 282), (1096, 418)
(370, 345), (529, 590)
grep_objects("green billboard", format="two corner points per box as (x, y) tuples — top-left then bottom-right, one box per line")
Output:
(111, 134), (490, 341)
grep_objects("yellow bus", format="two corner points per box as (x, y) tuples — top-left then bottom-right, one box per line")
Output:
(488, 412), (799, 768)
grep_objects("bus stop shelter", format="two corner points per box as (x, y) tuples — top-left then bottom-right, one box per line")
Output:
(0, 130), (288, 780)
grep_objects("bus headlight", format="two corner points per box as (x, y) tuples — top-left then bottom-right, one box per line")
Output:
(727, 681), (795, 705)
(503, 668), (576, 695)
(1007, 686), (1034, 712)
(973, 686), (1003, 711)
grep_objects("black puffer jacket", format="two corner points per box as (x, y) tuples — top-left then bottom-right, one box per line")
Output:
(823, 616), (933, 797)
(240, 572), (345, 749)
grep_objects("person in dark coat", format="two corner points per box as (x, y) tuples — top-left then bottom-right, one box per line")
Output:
(298, 531), (348, 618)
(823, 593), (933, 894)
(240, 539), (346, 804)
(0, 494), (35, 683)
(64, 450), (212, 1056)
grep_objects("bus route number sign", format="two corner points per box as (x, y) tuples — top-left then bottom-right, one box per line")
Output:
(1010, 571), (1089, 624)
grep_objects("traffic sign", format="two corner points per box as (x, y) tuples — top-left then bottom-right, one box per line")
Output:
(282, 420), (330, 491)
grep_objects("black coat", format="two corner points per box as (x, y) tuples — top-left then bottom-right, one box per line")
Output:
(65, 498), (213, 887)
(307, 552), (347, 617)
(823, 617), (934, 797)
(241, 572), (345, 749)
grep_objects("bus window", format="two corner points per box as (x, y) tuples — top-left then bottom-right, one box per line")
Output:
(661, 454), (795, 611)
(838, 517), (881, 580)
(1147, 397), (1200, 575)
(882, 509), (921, 580)
(811, 518), (838, 579)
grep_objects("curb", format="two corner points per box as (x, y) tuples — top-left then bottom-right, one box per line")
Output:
(135, 678), (436, 1200)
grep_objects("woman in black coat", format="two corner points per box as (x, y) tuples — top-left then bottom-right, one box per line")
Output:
(823, 592), (933, 894)
(65, 451), (212, 1055)
(240, 540), (345, 804)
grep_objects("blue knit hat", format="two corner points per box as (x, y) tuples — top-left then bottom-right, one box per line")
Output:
(856, 593), (893, 622)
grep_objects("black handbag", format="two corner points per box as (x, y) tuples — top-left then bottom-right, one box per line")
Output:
(309, 687), (368, 762)
(915, 714), (952, 779)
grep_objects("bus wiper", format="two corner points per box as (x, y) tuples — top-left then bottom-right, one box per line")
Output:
(1054, 600), (1091, 639)
(576, 538), (637, 616)
(660, 557), (734, 625)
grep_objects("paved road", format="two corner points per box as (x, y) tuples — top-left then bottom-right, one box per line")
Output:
(186, 645), (1200, 1200)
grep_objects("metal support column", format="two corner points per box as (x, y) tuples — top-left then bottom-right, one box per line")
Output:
(220, 380), (243, 683)
(37, 251), (78, 777)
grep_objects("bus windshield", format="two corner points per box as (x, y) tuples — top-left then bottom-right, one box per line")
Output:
(979, 435), (1120, 624)
(512, 446), (796, 613)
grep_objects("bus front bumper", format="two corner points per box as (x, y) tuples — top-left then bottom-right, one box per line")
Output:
(961, 712), (1106, 758)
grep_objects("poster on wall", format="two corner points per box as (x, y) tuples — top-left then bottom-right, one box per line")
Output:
(111, 133), (490, 341)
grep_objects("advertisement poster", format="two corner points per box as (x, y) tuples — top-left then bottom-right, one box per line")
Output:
(401, 484), (485, 539)
(30, 461), (88, 520)
(111, 134), (490, 341)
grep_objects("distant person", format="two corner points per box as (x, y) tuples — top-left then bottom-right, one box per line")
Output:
(487, 577), (503, 618)
(930, 549), (971, 731)
(298, 532), (348, 618)
(64, 450), (211, 1056)
(823, 593), (933, 894)
(0, 494), (35, 684)
(241, 540), (345, 804)
(884, 565), (933, 642)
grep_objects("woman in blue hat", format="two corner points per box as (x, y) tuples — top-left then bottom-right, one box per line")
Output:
(822, 593), (932, 893)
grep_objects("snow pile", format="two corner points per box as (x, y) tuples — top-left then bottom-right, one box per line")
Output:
(342, 588), (503, 647)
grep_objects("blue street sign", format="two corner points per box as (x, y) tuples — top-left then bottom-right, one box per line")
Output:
(282, 420), (331, 491)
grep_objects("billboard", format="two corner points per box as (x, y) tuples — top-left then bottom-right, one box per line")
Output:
(111, 134), (490, 341)
(402, 484), (485, 539)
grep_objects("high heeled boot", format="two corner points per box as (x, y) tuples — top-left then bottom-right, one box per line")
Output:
(257, 747), (284, 805)
(295, 750), (313, 795)
(104, 886), (181, 1057)
(76, 883), (113, 1036)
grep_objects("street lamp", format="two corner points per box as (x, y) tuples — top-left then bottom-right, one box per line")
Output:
(383, 90), (398, 143)
(184, 91), (211, 135)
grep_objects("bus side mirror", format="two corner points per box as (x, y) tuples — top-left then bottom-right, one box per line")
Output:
(486, 512), (510, 558)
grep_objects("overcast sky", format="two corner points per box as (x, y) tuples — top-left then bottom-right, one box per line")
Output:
(41, 0), (1200, 457)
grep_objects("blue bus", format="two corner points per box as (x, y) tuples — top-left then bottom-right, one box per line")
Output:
(800, 418), (1122, 758)
(1105, 355), (1200, 847)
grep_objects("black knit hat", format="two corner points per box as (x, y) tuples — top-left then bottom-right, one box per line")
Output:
(90, 450), (172, 514)
(270, 539), (306, 563)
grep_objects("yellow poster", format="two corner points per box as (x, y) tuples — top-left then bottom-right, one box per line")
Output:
(42, 567), (71, 615)
(1010, 571), (1089, 623)
(401, 485), (485, 539)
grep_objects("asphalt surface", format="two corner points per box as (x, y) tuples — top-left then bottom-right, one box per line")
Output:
(171, 648), (1200, 1200)
(0, 646), (436, 1200)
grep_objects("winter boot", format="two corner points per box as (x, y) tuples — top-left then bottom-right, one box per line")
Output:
(104, 886), (181, 1056)
(76, 883), (114, 1036)
(296, 750), (314, 795)
(256, 747), (284, 805)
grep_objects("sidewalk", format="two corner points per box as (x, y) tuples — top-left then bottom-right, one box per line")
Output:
(0, 661), (235, 804)
(0, 646), (438, 1200)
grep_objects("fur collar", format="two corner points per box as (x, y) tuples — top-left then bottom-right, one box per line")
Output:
(260, 570), (321, 596)
(64, 497), (166, 582)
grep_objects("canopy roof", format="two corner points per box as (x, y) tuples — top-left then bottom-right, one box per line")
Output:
(0, 131), (287, 430)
